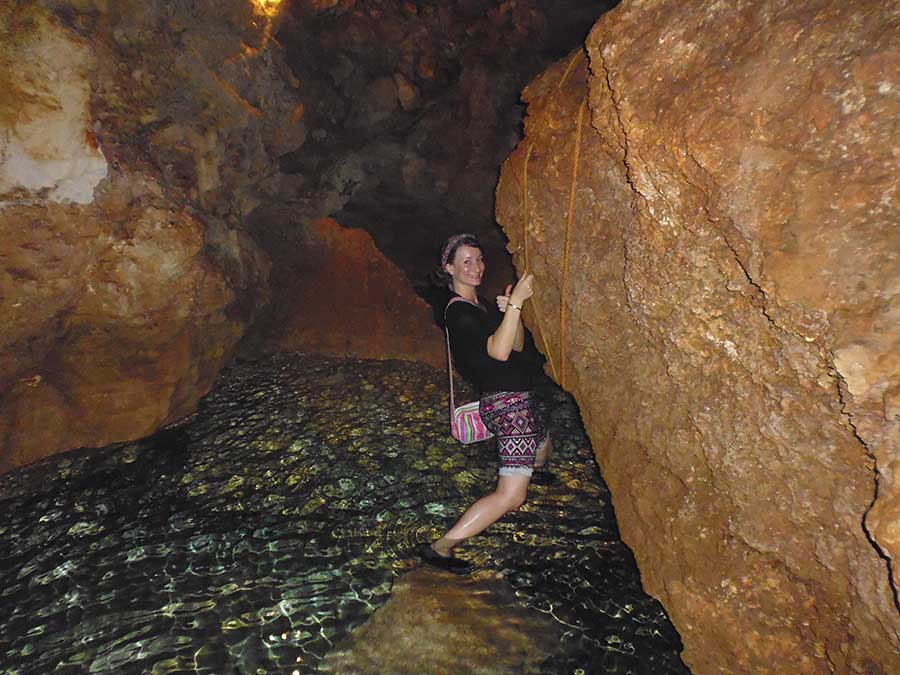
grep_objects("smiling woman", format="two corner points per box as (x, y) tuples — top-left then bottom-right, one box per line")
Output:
(422, 233), (552, 573)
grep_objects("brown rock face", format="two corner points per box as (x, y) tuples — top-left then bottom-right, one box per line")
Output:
(496, 1), (900, 672)
(0, 185), (260, 472)
(1, 2), (282, 471)
(243, 217), (444, 369)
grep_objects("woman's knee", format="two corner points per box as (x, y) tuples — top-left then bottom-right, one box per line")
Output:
(496, 474), (530, 509)
(506, 491), (527, 511)
(495, 484), (528, 512)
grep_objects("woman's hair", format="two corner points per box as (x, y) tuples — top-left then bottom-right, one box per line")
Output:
(431, 233), (481, 287)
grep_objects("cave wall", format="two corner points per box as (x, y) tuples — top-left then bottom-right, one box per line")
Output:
(495, 0), (899, 672)
(242, 217), (445, 369)
(0, 0), (292, 471)
(273, 0), (613, 294)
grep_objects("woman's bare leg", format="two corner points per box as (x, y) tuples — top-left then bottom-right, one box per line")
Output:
(432, 474), (531, 556)
(533, 435), (553, 469)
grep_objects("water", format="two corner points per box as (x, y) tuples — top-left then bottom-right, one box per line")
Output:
(0, 353), (688, 674)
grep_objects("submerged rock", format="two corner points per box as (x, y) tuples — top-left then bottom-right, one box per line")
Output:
(321, 567), (562, 674)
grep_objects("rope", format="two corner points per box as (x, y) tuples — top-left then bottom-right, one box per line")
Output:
(518, 46), (587, 385)
(531, 295), (558, 382)
(522, 143), (534, 270)
(560, 98), (587, 389)
(519, 142), (558, 382)
(558, 49), (585, 90)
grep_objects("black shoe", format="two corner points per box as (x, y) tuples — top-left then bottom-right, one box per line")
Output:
(418, 543), (475, 575)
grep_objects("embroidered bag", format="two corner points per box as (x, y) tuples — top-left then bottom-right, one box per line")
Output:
(445, 297), (494, 444)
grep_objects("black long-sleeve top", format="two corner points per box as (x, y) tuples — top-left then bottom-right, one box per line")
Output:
(444, 294), (544, 394)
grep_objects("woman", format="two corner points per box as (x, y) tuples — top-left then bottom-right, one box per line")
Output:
(423, 233), (552, 573)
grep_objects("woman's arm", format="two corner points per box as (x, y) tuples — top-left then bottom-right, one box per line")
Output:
(496, 285), (525, 352)
(487, 274), (534, 361)
(486, 307), (522, 361)
(512, 322), (525, 352)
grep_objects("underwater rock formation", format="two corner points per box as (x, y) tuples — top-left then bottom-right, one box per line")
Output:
(495, 0), (900, 672)
(321, 568), (562, 674)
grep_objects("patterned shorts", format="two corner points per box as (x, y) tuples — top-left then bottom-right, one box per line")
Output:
(479, 390), (548, 477)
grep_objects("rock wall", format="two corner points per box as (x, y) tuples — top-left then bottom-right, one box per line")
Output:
(243, 217), (445, 369)
(0, 0), (290, 471)
(495, 1), (900, 672)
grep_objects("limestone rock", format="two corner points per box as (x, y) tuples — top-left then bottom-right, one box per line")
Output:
(0, 1), (287, 471)
(0, 6), (107, 203)
(495, 1), (900, 672)
(0, 176), (254, 472)
(243, 217), (445, 370)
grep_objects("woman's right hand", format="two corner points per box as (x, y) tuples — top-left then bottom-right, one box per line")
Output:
(509, 272), (535, 306)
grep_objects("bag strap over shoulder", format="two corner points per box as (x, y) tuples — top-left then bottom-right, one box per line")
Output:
(445, 327), (456, 417)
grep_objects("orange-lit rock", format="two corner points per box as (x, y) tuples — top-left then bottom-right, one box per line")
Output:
(248, 217), (444, 369)
(1, 2), (286, 472)
(0, 174), (262, 472)
(496, 0), (900, 672)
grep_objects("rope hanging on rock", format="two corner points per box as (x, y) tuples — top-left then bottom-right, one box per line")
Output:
(560, 98), (587, 390)
(520, 142), (559, 382)
(558, 49), (585, 90)
(522, 143), (534, 271)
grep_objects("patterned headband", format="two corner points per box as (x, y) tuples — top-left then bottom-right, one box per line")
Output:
(440, 233), (477, 268)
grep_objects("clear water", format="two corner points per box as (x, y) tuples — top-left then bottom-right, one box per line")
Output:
(0, 353), (688, 674)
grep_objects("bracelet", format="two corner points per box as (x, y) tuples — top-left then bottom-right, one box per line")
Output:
(507, 301), (523, 312)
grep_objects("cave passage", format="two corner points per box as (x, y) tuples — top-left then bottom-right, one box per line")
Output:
(0, 353), (688, 674)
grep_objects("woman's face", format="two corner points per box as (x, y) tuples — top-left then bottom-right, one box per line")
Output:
(445, 244), (484, 288)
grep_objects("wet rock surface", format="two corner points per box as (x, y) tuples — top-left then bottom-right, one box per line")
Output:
(0, 354), (686, 674)
(321, 567), (563, 674)
(495, 0), (900, 672)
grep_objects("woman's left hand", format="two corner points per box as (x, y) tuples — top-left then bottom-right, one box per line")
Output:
(496, 284), (513, 313)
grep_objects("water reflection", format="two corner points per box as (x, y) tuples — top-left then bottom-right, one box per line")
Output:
(0, 354), (688, 674)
